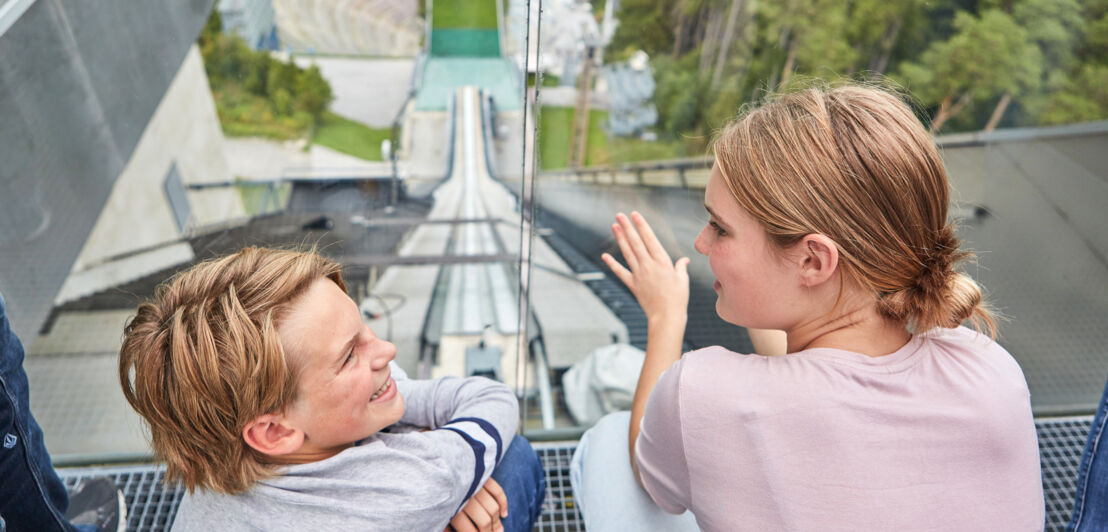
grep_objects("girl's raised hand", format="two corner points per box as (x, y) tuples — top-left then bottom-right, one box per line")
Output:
(601, 212), (690, 324)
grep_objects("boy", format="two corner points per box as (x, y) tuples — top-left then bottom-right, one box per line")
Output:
(119, 247), (544, 531)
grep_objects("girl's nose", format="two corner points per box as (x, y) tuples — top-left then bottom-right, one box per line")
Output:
(694, 226), (710, 256)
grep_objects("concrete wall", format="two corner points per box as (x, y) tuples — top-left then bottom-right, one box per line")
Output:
(60, 46), (242, 301)
(0, 0), (215, 340)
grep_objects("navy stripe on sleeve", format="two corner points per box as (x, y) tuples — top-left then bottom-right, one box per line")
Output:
(447, 417), (503, 464)
(439, 426), (486, 512)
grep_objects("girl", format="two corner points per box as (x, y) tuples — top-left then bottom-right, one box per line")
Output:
(571, 85), (1044, 531)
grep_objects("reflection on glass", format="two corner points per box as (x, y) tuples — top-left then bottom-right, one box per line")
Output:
(0, 0), (1104, 483)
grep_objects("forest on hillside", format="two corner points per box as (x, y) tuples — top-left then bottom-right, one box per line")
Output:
(606, 0), (1108, 147)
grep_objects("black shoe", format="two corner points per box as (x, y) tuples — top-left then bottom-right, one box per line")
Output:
(65, 477), (126, 532)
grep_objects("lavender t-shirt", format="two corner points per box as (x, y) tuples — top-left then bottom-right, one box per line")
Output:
(636, 327), (1044, 531)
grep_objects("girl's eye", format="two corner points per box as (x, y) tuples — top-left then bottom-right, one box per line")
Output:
(709, 221), (726, 236)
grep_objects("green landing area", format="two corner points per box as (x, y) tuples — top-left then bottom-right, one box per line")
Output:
(432, 0), (498, 29)
(415, 57), (521, 111)
(430, 29), (500, 57)
(430, 0), (500, 57)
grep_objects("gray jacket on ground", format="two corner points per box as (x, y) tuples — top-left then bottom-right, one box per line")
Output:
(171, 367), (519, 531)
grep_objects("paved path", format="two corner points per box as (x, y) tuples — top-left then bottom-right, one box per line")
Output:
(293, 56), (416, 128)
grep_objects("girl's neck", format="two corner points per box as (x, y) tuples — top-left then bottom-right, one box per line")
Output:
(786, 304), (911, 357)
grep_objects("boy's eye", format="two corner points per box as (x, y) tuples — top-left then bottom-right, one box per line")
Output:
(709, 221), (726, 236)
(343, 349), (354, 366)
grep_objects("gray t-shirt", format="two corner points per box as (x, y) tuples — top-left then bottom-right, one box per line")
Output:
(171, 367), (519, 531)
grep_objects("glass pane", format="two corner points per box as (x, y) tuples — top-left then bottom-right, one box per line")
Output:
(0, 0), (533, 464)
(522, 0), (1108, 441)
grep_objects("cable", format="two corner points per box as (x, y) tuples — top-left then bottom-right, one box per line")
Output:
(360, 293), (407, 342)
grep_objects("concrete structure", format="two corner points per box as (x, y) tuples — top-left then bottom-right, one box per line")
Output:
(272, 0), (421, 56)
(57, 47), (243, 304)
(0, 0), (216, 341)
(218, 0), (279, 50)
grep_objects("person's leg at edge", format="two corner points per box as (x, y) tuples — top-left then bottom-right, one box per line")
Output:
(570, 411), (699, 532)
(0, 292), (76, 532)
(490, 434), (546, 532)
(1068, 372), (1108, 531)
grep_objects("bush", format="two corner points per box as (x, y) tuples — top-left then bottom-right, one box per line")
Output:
(199, 9), (335, 137)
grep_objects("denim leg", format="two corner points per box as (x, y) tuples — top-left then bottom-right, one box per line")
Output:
(0, 293), (74, 532)
(570, 411), (700, 532)
(1068, 373), (1108, 531)
(490, 434), (545, 532)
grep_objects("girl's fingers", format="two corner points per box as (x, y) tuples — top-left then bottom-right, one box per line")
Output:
(676, 256), (690, 278)
(612, 223), (639, 271)
(631, 211), (669, 260)
(616, 212), (651, 262)
(602, 253), (635, 289)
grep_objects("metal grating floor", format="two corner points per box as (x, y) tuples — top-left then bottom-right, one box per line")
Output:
(58, 464), (184, 532)
(55, 420), (1091, 531)
(533, 443), (585, 532)
(55, 444), (586, 532)
(1037, 416), (1094, 531)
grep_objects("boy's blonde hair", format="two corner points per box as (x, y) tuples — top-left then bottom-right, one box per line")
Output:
(119, 247), (345, 494)
(713, 84), (995, 335)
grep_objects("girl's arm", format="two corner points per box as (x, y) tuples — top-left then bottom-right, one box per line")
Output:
(601, 212), (689, 486)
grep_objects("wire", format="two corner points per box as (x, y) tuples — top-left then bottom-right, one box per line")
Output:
(361, 293), (407, 342)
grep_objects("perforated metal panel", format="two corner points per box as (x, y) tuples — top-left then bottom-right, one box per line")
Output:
(54, 417), (1091, 531)
(533, 443), (585, 531)
(58, 464), (183, 532)
(1038, 416), (1093, 531)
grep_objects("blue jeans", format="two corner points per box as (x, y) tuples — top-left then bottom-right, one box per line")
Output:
(489, 434), (546, 532)
(1068, 373), (1108, 531)
(0, 292), (78, 532)
(570, 411), (699, 532)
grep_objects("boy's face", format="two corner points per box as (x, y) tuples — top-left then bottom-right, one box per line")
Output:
(278, 277), (404, 457)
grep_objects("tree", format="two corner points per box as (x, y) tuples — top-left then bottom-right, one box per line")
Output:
(897, 9), (1041, 132)
(984, 0), (1083, 130)
(296, 65), (334, 125)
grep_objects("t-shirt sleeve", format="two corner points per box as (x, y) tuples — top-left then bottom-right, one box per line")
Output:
(394, 375), (519, 513)
(635, 358), (693, 514)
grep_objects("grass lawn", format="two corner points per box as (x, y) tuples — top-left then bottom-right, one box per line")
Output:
(433, 0), (498, 29)
(539, 107), (686, 169)
(311, 112), (391, 161)
(539, 107), (609, 169)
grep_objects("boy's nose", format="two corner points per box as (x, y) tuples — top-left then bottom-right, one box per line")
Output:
(371, 341), (397, 369)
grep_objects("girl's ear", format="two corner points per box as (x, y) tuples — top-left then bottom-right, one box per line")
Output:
(795, 234), (839, 287)
(242, 414), (304, 456)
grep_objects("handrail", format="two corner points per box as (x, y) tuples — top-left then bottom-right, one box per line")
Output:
(534, 119), (1108, 184)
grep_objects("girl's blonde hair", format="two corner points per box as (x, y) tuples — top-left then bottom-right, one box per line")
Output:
(119, 247), (345, 494)
(713, 84), (995, 335)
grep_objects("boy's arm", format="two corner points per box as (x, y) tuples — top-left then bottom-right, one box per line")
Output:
(395, 375), (519, 524)
(396, 375), (518, 438)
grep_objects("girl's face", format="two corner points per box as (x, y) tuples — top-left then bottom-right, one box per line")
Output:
(694, 164), (804, 329)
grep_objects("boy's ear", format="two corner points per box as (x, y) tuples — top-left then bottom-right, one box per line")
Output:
(242, 414), (304, 456)
(795, 234), (839, 287)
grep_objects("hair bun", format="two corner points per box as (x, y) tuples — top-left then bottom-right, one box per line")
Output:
(878, 226), (987, 333)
